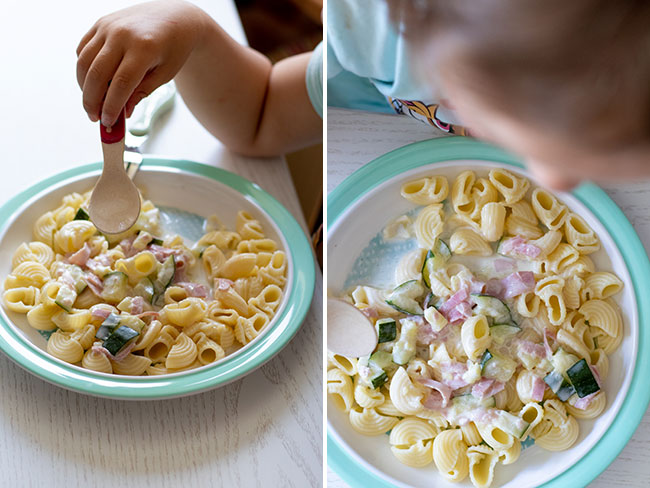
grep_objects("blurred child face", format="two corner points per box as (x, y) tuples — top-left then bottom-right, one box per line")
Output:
(443, 81), (650, 191)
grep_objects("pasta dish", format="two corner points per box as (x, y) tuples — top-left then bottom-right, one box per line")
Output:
(328, 168), (623, 487)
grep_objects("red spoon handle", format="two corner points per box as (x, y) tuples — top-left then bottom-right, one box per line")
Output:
(100, 110), (125, 144)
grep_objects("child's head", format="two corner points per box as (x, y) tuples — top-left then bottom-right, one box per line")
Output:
(389, 0), (650, 190)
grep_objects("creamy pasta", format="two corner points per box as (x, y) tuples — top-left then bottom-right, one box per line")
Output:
(328, 168), (624, 488)
(3, 189), (286, 375)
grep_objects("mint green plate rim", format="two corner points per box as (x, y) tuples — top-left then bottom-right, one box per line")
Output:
(0, 157), (315, 399)
(327, 137), (650, 487)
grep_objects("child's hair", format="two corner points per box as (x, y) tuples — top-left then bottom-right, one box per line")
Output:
(388, 0), (650, 149)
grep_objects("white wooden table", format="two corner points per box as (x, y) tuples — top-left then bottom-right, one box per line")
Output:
(0, 2), (322, 487)
(326, 107), (650, 487)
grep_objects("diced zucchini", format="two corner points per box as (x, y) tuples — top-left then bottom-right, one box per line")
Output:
(369, 350), (394, 370)
(421, 240), (451, 289)
(133, 277), (154, 304)
(481, 351), (517, 383)
(101, 271), (128, 303)
(95, 312), (121, 340)
(392, 318), (418, 365)
(480, 350), (493, 371)
(54, 285), (77, 312)
(494, 410), (530, 439)
(118, 314), (146, 334)
(566, 359), (600, 398)
(424, 306), (447, 332)
(490, 324), (520, 345)
(74, 208), (90, 220)
(386, 280), (425, 315)
(66, 265), (87, 293)
(472, 294), (512, 324)
(376, 318), (397, 343)
(370, 370), (388, 389)
(151, 237), (164, 246)
(450, 394), (496, 411)
(102, 325), (139, 356)
(151, 255), (175, 305)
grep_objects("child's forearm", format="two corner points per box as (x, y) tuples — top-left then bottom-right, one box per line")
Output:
(176, 13), (321, 157)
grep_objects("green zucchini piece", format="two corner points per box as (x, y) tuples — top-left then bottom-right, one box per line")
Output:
(151, 255), (176, 305)
(386, 280), (425, 315)
(133, 277), (155, 304)
(566, 359), (600, 398)
(73, 208), (90, 221)
(421, 240), (452, 289)
(101, 271), (128, 303)
(551, 348), (580, 376)
(472, 294), (512, 324)
(490, 324), (521, 345)
(369, 350), (394, 370)
(544, 370), (575, 400)
(376, 318), (397, 343)
(151, 237), (164, 246)
(480, 350), (493, 372)
(392, 318), (418, 365)
(482, 352), (517, 382)
(494, 410), (530, 439)
(95, 312), (121, 340)
(370, 371), (388, 389)
(54, 285), (77, 312)
(103, 325), (139, 356)
(450, 394), (496, 411)
(66, 265), (87, 293)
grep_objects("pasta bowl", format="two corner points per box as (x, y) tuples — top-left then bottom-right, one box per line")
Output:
(327, 137), (650, 487)
(0, 157), (315, 399)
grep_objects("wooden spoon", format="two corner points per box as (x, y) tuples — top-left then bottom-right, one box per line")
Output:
(327, 298), (378, 357)
(88, 110), (141, 234)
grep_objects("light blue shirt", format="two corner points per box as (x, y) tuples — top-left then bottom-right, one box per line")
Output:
(306, 42), (323, 118)
(327, 0), (441, 113)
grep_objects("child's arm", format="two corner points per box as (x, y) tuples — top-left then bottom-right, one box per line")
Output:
(76, 0), (321, 157)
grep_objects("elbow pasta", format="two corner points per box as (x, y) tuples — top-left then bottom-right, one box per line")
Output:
(2, 191), (286, 375)
(330, 169), (626, 488)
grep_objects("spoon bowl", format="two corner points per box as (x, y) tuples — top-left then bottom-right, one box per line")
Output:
(88, 111), (141, 234)
(327, 297), (377, 357)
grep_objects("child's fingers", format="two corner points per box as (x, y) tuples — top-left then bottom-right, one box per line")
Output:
(124, 67), (172, 118)
(101, 55), (149, 127)
(76, 35), (105, 89)
(76, 24), (99, 57)
(82, 44), (124, 123)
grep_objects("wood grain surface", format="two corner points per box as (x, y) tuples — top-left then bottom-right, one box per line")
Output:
(326, 107), (650, 488)
(0, 1), (323, 487)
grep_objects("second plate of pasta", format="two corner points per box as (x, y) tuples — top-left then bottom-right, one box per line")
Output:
(0, 158), (315, 399)
(327, 137), (650, 488)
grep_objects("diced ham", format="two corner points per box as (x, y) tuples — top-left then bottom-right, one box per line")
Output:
(542, 328), (554, 357)
(500, 236), (542, 258)
(418, 378), (452, 408)
(494, 258), (517, 273)
(149, 244), (179, 263)
(136, 311), (160, 320)
(216, 278), (234, 291)
(176, 282), (209, 298)
(119, 236), (138, 257)
(573, 391), (598, 410)
(439, 361), (470, 389)
(531, 375), (546, 402)
(471, 378), (505, 399)
(91, 308), (112, 321)
(484, 279), (504, 299)
(518, 339), (547, 358)
(84, 272), (104, 297)
(131, 296), (145, 315)
(361, 307), (378, 319)
(113, 341), (136, 361)
(67, 243), (91, 267)
(502, 271), (536, 298)
(470, 280), (485, 294)
(439, 289), (471, 322)
(447, 301), (473, 324)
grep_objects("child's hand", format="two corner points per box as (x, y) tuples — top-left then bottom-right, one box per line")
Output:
(76, 0), (206, 127)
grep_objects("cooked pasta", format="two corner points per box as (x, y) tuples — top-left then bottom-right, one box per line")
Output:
(2, 190), (286, 375)
(329, 169), (625, 488)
